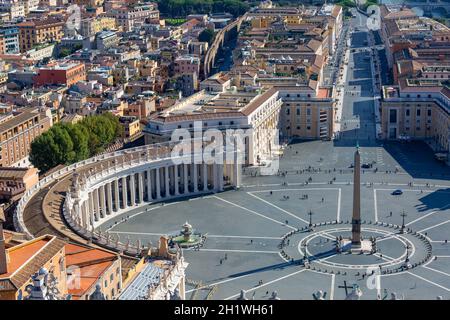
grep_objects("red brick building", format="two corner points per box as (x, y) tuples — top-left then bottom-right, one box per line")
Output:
(34, 62), (86, 87)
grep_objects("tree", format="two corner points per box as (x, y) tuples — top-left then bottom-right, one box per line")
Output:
(29, 131), (61, 173)
(66, 124), (89, 162)
(199, 28), (215, 44)
(30, 114), (122, 173)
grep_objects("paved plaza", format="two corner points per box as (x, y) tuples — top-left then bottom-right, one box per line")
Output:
(94, 12), (450, 300)
(97, 139), (450, 300)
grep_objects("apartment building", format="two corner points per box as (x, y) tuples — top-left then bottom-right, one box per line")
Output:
(0, 108), (53, 167)
(174, 55), (200, 76)
(80, 16), (116, 38)
(108, 4), (159, 32)
(17, 17), (64, 53)
(34, 62), (86, 87)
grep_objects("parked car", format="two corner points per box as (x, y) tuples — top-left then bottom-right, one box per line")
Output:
(391, 189), (403, 196)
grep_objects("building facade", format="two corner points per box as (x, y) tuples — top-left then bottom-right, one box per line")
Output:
(34, 62), (86, 87)
(0, 108), (53, 167)
(17, 17), (64, 53)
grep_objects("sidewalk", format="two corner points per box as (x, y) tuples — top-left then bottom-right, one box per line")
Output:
(333, 35), (350, 136)
(367, 31), (382, 139)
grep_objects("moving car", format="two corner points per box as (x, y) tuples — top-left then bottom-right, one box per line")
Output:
(391, 189), (403, 196)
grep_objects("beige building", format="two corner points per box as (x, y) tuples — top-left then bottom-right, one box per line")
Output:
(279, 86), (335, 141)
(381, 80), (450, 163)
(144, 86), (282, 166)
(119, 116), (141, 140)
(17, 17), (64, 53)
(0, 108), (53, 167)
(80, 16), (116, 38)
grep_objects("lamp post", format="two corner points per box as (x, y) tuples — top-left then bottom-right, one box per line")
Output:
(308, 210), (314, 231)
(400, 210), (407, 234)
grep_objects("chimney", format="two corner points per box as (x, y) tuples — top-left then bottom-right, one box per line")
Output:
(0, 206), (8, 275)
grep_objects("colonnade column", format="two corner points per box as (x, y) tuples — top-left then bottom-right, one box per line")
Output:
(147, 169), (152, 201)
(82, 201), (89, 228)
(122, 176), (128, 209)
(114, 179), (120, 212)
(94, 188), (100, 221)
(89, 192), (95, 224)
(218, 164), (224, 191)
(130, 174), (136, 207)
(138, 172), (144, 204)
(193, 164), (198, 192)
(183, 164), (188, 194)
(99, 185), (106, 218)
(155, 168), (161, 199)
(164, 166), (170, 197)
(174, 165), (179, 195)
(106, 182), (113, 215)
(213, 164), (218, 192)
(233, 150), (241, 188)
(203, 163), (208, 191)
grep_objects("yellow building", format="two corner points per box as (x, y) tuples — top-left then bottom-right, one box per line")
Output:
(17, 18), (64, 53)
(119, 116), (141, 140)
(80, 16), (116, 37)
(284, 15), (302, 26)
(251, 16), (274, 29)
(381, 82), (450, 157)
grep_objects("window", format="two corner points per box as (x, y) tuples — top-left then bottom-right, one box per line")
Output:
(389, 109), (397, 123)
(405, 109), (410, 117)
(416, 109), (421, 117)
(307, 126), (311, 130)
(427, 109), (431, 117)
(296, 108), (300, 115)
(286, 108), (290, 115)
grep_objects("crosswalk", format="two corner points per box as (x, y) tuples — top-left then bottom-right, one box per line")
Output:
(342, 119), (360, 123)
(376, 147), (384, 166)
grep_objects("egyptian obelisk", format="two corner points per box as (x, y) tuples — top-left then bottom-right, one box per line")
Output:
(351, 143), (361, 248)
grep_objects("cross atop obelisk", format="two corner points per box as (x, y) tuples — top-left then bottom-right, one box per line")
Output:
(351, 142), (361, 248)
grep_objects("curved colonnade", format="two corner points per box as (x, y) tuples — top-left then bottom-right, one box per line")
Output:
(15, 141), (241, 255)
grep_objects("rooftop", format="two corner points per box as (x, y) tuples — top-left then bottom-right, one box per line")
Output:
(65, 243), (119, 299)
(119, 260), (170, 300)
(0, 235), (66, 290)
